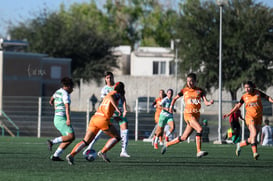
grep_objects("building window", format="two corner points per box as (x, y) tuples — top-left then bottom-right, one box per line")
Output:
(169, 61), (175, 75)
(153, 61), (166, 75)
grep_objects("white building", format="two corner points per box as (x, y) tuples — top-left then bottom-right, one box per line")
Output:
(130, 47), (175, 76)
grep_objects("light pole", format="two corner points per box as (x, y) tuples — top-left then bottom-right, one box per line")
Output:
(174, 39), (180, 94)
(216, 0), (227, 143)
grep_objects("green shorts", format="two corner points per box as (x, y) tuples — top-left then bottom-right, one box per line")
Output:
(158, 115), (174, 128)
(54, 115), (74, 136)
(111, 111), (128, 126)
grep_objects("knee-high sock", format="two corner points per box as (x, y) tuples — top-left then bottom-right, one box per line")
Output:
(70, 141), (87, 157)
(52, 136), (63, 144)
(101, 138), (119, 153)
(251, 143), (257, 154)
(53, 147), (63, 157)
(83, 130), (103, 155)
(196, 135), (201, 153)
(120, 129), (129, 152)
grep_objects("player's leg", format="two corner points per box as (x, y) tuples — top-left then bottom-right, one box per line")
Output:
(66, 130), (96, 165)
(83, 130), (103, 155)
(189, 119), (207, 158)
(154, 126), (164, 149)
(165, 119), (175, 141)
(154, 116), (166, 149)
(119, 117), (130, 157)
(98, 124), (121, 162)
(161, 123), (193, 154)
(49, 117), (75, 161)
(51, 132), (75, 161)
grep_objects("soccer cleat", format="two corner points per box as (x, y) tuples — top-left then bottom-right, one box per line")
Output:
(161, 142), (167, 154)
(66, 154), (74, 165)
(120, 151), (131, 158)
(47, 140), (53, 151)
(98, 151), (111, 163)
(253, 153), (259, 160)
(50, 156), (64, 161)
(196, 151), (208, 158)
(154, 143), (158, 149)
(235, 143), (241, 157)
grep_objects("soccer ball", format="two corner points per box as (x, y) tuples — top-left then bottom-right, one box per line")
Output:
(84, 149), (97, 162)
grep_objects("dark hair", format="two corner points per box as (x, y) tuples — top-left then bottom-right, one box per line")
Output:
(114, 82), (125, 95)
(187, 73), (197, 81)
(105, 71), (113, 77)
(61, 77), (74, 87)
(244, 81), (256, 88)
(167, 88), (173, 96)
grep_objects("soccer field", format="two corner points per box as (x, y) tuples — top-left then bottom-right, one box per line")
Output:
(0, 137), (273, 181)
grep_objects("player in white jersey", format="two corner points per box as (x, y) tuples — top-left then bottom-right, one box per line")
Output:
(83, 72), (130, 158)
(47, 77), (75, 161)
(153, 89), (175, 149)
(260, 119), (273, 146)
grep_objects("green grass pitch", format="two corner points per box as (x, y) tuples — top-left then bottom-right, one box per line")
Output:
(0, 137), (273, 181)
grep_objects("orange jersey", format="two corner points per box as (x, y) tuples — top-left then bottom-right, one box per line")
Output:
(179, 86), (205, 114)
(154, 97), (162, 123)
(95, 90), (121, 119)
(240, 90), (267, 120)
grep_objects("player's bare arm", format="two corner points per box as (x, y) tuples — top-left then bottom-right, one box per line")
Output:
(223, 103), (241, 119)
(203, 96), (214, 106)
(65, 103), (71, 126)
(109, 95), (121, 116)
(169, 95), (180, 113)
(49, 96), (54, 105)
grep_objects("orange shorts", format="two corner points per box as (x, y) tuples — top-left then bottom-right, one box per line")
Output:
(88, 115), (112, 134)
(184, 112), (200, 124)
(245, 114), (262, 126)
(154, 111), (160, 123)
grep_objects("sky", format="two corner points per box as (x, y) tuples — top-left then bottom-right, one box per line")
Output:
(0, 0), (273, 37)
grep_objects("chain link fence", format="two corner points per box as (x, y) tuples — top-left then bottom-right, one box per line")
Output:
(0, 96), (272, 142)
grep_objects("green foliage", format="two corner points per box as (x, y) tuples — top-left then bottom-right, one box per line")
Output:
(176, 0), (273, 100)
(9, 2), (120, 83)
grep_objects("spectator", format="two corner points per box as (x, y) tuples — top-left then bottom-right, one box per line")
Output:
(260, 119), (273, 146)
(202, 119), (210, 142)
(90, 94), (98, 112)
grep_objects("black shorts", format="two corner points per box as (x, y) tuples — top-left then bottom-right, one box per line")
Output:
(230, 121), (240, 132)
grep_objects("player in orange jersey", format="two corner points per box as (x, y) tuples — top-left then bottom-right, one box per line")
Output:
(223, 81), (273, 160)
(65, 82), (125, 165)
(161, 73), (214, 158)
(151, 89), (166, 147)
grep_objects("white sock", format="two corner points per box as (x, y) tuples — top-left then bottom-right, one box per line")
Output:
(52, 136), (63, 144)
(53, 147), (63, 157)
(83, 130), (102, 155)
(121, 129), (129, 153)
(154, 136), (159, 145)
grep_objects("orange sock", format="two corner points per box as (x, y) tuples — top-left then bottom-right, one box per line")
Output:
(166, 136), (181, 147)
(196, 136), (201, 153)
(70, 141), (86, 156)
(251, 144), (257, 154)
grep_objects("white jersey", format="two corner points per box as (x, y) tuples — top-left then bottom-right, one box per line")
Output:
(101, 85), (114, 99)
(261, 125), (273, 146)
(53, 88), (71, 117)
(160, 97), (173, 117)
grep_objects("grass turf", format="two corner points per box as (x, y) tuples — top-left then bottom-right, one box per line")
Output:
(0, 137), (273, 181)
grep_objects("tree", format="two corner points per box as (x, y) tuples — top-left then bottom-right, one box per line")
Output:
(176, 0), (273, 100)
(104, 0), (178, 48)
(8, 2), (121, 83)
